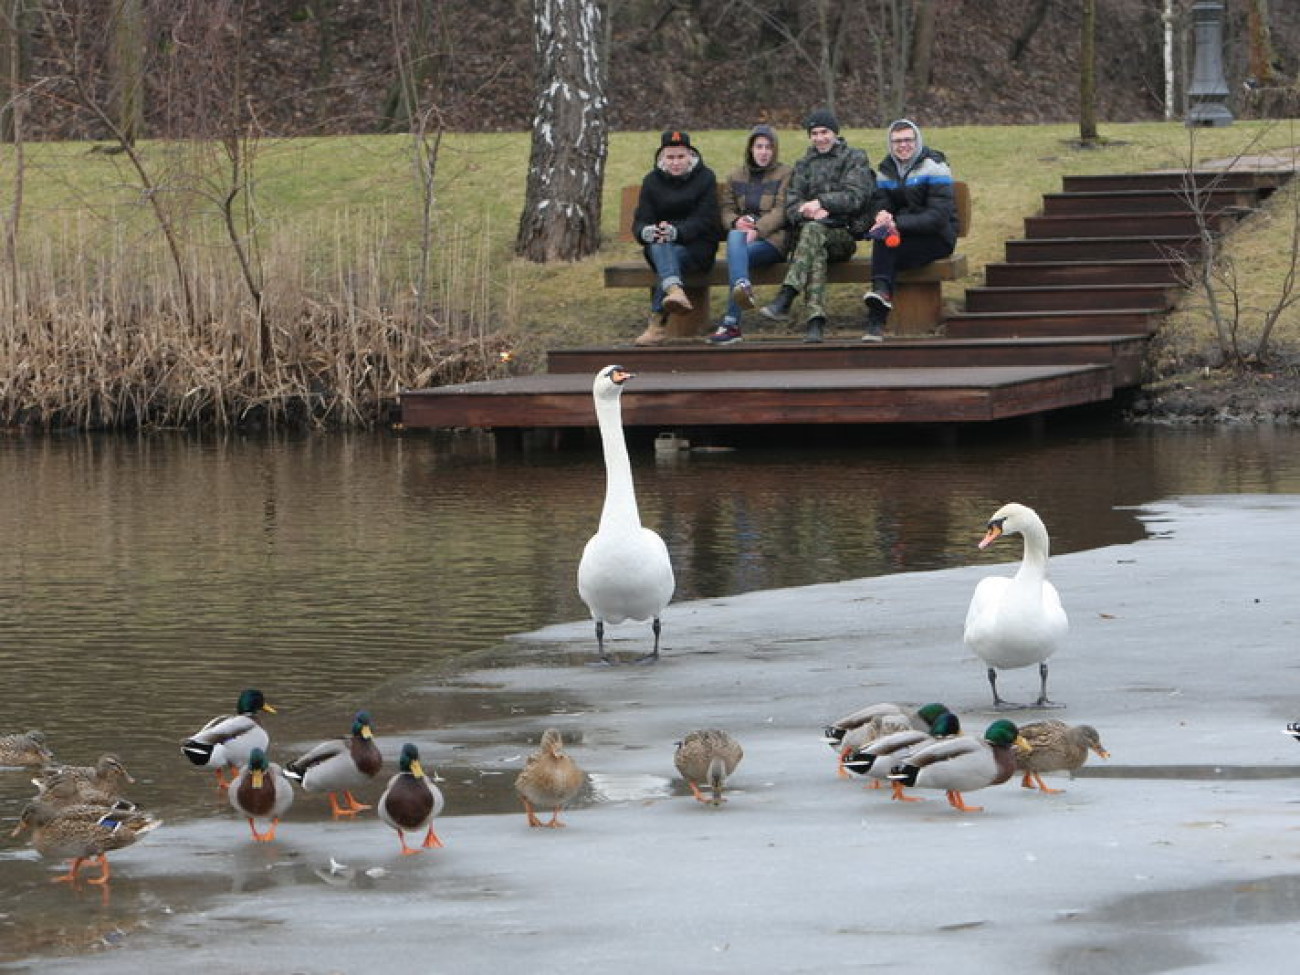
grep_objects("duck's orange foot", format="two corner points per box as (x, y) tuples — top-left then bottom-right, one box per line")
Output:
(946, 790), (983, 812)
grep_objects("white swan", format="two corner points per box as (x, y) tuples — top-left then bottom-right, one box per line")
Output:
(577, 365), (676, 664)
(963, 502), (1069, 708)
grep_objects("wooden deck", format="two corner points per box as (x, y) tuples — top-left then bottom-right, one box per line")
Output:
(399, 168), (1295, 435)
(399, 361), (1114, 429)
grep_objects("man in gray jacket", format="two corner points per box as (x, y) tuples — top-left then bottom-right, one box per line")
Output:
(760, 109), (875, 343)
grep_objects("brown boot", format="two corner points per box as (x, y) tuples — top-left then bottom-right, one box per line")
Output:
(663, 284), (693, 314)
(635, 311), (668, 346)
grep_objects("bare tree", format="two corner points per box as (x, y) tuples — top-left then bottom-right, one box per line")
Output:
(0, 0), (32, 143)
(109, 0), (145, 144)
(909, 0), (937, 90)
(1009, 0), (1052, 63)
(866, 0), (914, 123)
(1246, 0), (1278, 86)
(390, 0), (444, 320)
(515, 0), (608, 262)
(1079, 0), (1098, 144)
(1176, 126), (1300, 367)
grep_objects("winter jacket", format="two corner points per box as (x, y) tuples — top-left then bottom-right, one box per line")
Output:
(784, 138), (876, 233)
(633, 145), (722, 271)
(872, 120), (957, 249)
(719, 125), (794, 256)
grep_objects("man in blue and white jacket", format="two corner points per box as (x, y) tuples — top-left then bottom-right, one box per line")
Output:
(861, 119), (958, 342)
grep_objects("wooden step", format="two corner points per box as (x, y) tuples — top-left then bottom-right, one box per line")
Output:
(963, 284), (1175, 313)
(1005, 236), (1202, 262)
(399, 365), (1117, 429)
(943, 308), (1163, 339)
(547, 335), (1148, 386)
(1041, 188), (1259, 215)
(1060, 170), (1291, 193)
(983, 259), (1185, 286)
(1023, 211), (1236, 239)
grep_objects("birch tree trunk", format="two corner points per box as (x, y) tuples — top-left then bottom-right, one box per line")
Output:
(515, 0), (607, 262)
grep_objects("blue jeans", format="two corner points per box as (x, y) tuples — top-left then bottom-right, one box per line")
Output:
(724, 232), (782, 323)
(644, 242), (688, 312)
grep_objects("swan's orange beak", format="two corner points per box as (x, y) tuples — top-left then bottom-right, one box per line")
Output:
(612, 368), (635, 384)
(978, 523), (1003, 550)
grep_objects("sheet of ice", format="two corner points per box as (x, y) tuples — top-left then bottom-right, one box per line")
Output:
(9, 495), (1300, 974)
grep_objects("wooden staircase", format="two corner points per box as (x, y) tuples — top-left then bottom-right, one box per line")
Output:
(399, 168), (1294, 435)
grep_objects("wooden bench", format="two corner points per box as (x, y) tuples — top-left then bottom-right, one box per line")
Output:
(604, 181), (970, 336)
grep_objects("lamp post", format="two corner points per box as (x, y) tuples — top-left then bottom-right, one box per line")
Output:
(1186, 0), (1233, 127)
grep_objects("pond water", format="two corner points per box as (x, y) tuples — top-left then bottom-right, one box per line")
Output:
(2, 422), (1299, 797)
(2, 420), (1300, 961)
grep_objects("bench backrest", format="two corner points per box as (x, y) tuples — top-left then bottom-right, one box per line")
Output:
(617, 180), (971, 244)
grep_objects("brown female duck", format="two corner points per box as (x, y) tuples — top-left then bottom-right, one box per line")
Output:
(515, 728), (586, 828)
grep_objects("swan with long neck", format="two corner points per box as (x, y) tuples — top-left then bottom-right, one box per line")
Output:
(963, 502), (1069, 708)
(577, 365), (675, 664)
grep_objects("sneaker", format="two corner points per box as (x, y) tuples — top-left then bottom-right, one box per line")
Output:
(707, 322), (743, 346)
(862, 322), (884, 343)
(803, 316), (825, 344)
(732, 279), (756, 310)
(863, 290), (893, 314)
(663, 284), (693, 314)
(760, 285), (797, 323)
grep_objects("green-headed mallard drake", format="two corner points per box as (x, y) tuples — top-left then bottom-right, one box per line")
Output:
(284, 711), (383, 819)
(673, 729), (743, 806)
(1015, 720), (1109, 793)
(228, 747), (294, 842)
(843, 710), (962, 801)
(378, 743), (445, 854)
(515, 728), (586, 828)
(33, 754), (135, 806)
(963, 503), (1069, 709)
(0, 730), (55, 767)
(888, 719), (1029, 813)
(181, 688), (277, 788)
(11, 797), (161, 886)
(823, 701), (950, 750)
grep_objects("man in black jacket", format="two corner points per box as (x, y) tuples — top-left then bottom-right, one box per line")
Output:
(631, 130), (722, 346)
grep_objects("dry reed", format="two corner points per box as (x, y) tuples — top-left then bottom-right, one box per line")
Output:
(0, 207), (515, 431)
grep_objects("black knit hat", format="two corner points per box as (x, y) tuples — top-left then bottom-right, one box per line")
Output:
(660, 129), (693, 149)
(804, 108), (840, 134)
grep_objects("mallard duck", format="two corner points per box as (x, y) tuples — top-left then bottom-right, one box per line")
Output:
(843, 710), (962, 801)
(515, 728), (587, 828)
(181, 688), (277, 787)
(33, 754), (135, 806)
(284, 711), (384, 819)
(378, 743), (445, 854)
(888, 719), (1029, 812)
(1015, 720), (1109, 793)
(823, 701), (950, 749)
(833, 712), (913, 778)
(12, 798), (161, 885)
(673, 729), (743, 805)
(228, 747), (294, 841)
(577, 366), (676, 664)
(1284, 722), (1300, 743)
(963, 503), (1069, 708)
(0, 730), (55, 767)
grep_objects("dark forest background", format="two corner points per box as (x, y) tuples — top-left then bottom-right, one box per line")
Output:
(6, 0), (1300, 143)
